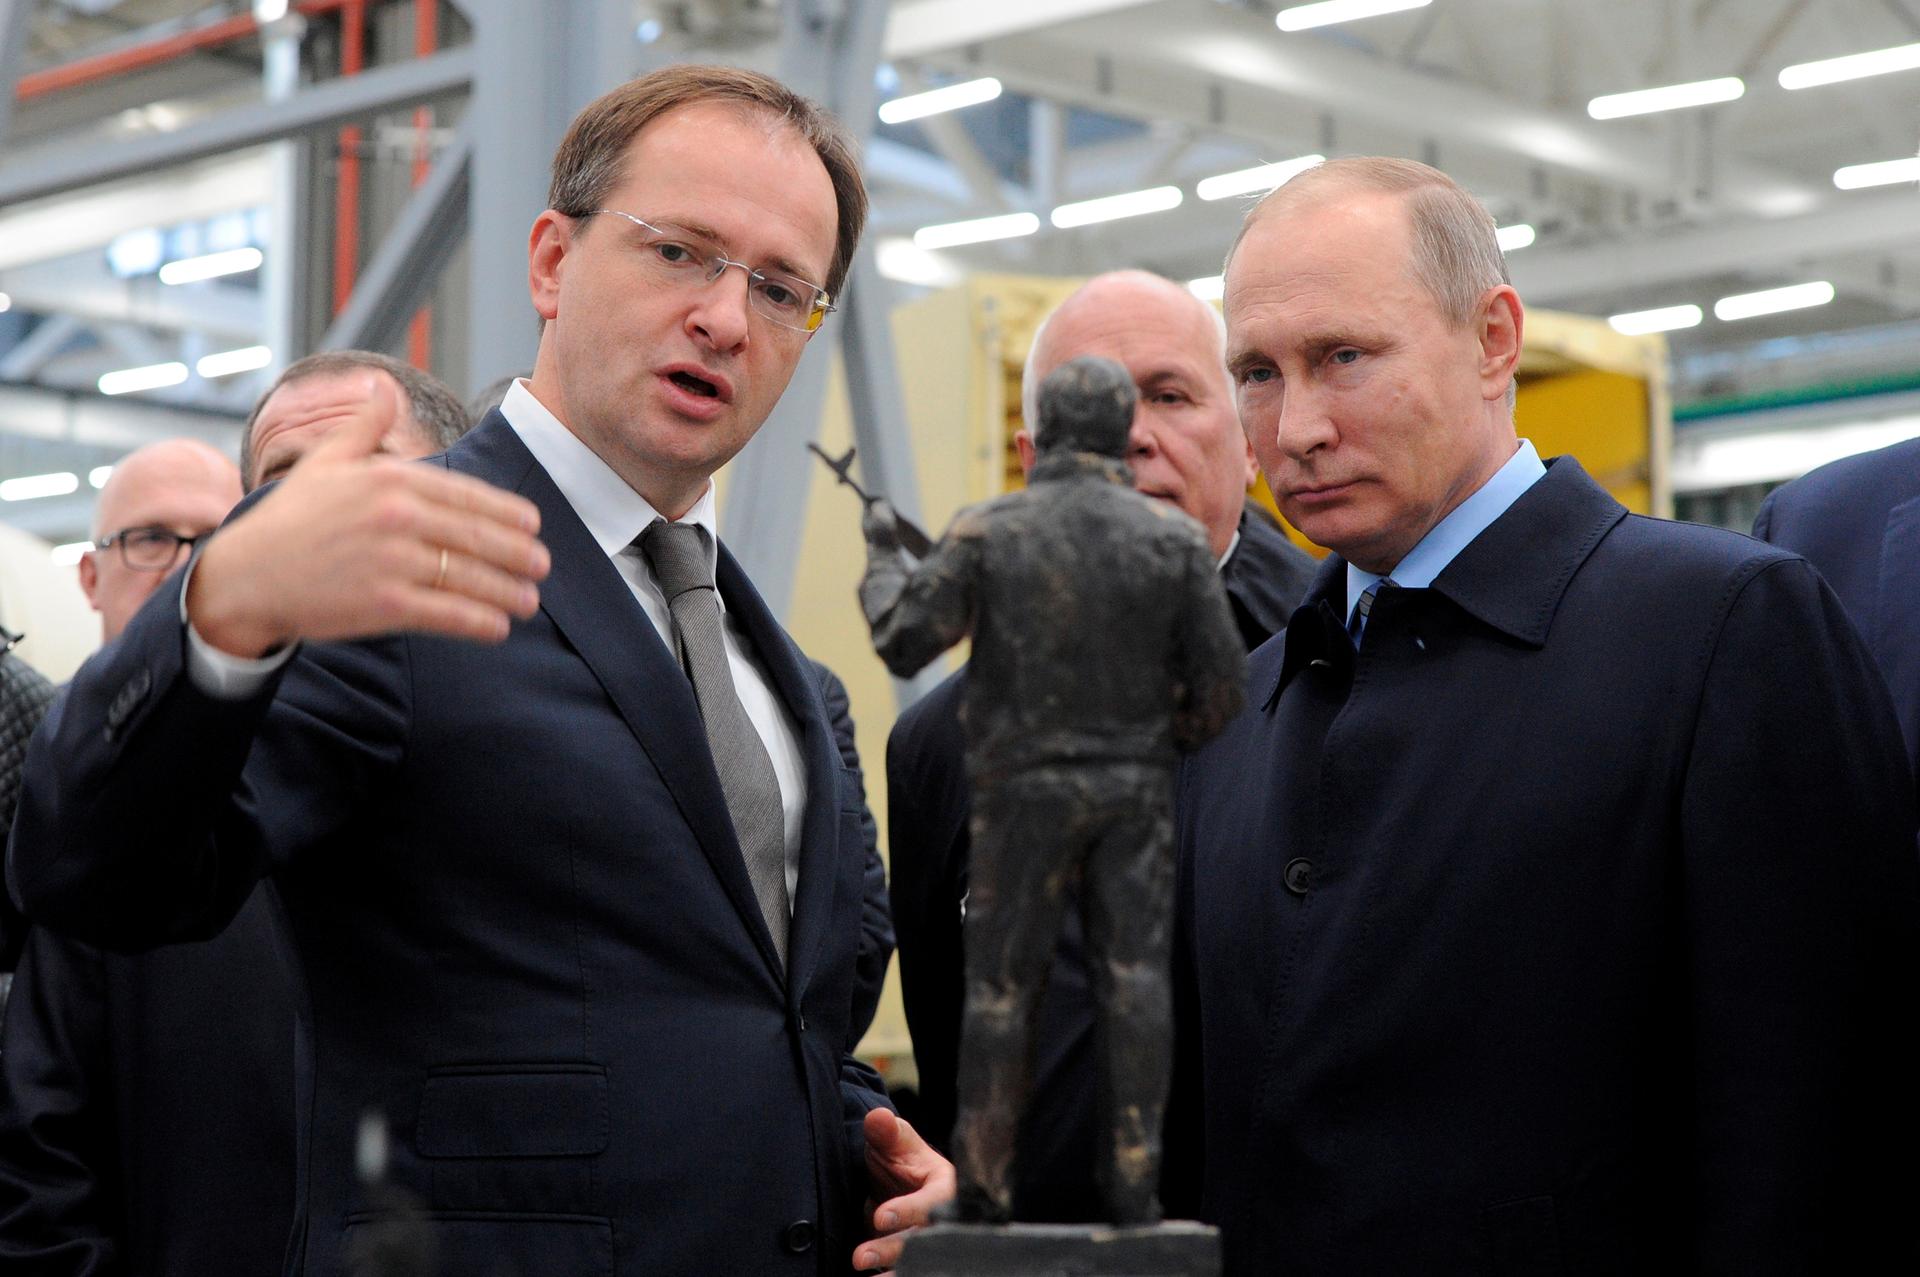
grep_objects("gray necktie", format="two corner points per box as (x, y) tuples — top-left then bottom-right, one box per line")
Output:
(639, 520), (789, 966)
(1348, 577), (1397, 646)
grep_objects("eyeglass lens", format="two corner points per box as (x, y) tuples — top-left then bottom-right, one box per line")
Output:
(117, 528), (192, 570)
(613, 214), (827, 332)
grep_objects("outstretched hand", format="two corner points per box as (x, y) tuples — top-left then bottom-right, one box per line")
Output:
(187, 373), (550, 657)
(852, 1107), (955, 1274)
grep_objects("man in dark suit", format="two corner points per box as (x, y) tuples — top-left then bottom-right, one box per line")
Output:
(0, 353), (467, 1277)
(9, 65), (948, 1277)
(886, 270), (1315, 1219)
(1176, 155), (1920, 1274)
(1752, 435), (1920, 795)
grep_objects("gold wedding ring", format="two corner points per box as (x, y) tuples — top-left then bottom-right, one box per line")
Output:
(434, 547), (449, 590)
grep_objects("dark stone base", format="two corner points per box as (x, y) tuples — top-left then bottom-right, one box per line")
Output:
(897, 1221), (1221, 1276)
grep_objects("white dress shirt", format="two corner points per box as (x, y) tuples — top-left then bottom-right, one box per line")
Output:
(185, 377), (808, 903)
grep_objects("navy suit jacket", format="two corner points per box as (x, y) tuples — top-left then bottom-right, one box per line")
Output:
(1178, 459), (1920, 1274)
(0, 663), (886, 1277)
(1753, 435), (1920, 796)
(8, 412), (890, 1277)
(0, 887), (296, 1277)
(886, 507), (1314, 1219)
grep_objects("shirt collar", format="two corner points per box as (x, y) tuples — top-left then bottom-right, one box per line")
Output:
(1217, 528), (1242, 573)
(1345, 437), (1544, 625)
(499, 378), (721, 584)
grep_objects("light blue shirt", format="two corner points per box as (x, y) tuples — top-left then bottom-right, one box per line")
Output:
(1347, 438), (1546, 633)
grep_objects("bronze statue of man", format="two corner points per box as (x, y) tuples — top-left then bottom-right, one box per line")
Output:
(860, 355), (1247, 1226)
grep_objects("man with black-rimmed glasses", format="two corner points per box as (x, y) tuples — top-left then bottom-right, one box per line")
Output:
(77, 439), (240, 643)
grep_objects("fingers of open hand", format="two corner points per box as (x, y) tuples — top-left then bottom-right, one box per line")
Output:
(385, 486), (549, 590)
(418, 541), (540, 621)
(406, 464), (544, 540)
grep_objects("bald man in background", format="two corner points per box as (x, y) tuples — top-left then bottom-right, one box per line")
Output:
(885, 270), (1314, 1219)
(0, 357), (464, 1277)
(77, 439), (242, 642)
(0, 439), (240, 977)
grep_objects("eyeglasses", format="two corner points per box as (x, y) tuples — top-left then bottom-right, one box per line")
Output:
(95, 525), (204, 571)
(590, 209), (836, 334)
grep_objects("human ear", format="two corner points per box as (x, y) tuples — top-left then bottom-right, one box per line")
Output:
(527, 211), (573, 322)
(1478, 285), (1524, 403)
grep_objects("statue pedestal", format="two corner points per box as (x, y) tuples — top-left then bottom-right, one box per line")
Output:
(897, 1221), (1220, 1276)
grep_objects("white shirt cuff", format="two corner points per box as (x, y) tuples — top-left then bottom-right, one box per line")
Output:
(178, 557), (296, 699)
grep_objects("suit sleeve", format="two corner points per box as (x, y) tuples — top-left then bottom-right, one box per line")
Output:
(883, 686), (969, 1154)
(0, 655), (58, 974)
(1680, 555), (1920, 1269)
(811, 663), (894, 1043)
(0, 930), (117, 1277)
(1748, 487), (1776, 542)
(7, 573), (409, 952)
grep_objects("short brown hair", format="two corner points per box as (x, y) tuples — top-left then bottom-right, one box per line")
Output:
(240, 350), (469, 491)
(1232, 156), (1510, 327)
(547, 64), (868, 299)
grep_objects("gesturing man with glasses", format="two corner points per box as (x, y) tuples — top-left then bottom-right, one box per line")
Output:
(77, 439), (240, 642)
(12, 65), (950, 1277)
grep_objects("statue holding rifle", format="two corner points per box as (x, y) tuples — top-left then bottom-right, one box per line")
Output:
(854, 356), (1247, 1231)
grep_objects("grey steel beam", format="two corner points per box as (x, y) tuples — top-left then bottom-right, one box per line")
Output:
(1509, 188), (1920, 304)
(462, 0), (650, 395)
(320, 125), (473, 355)
(0, 382), (242, 453)
(723, 0), (897, 619)
(0, 47), (474, 208)
(0, 314), (84, 381)
(730, 0), (941, 706)
(0, 0), (29, 146)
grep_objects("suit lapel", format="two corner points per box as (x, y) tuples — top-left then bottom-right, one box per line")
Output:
(454, 417), (785, 983)
(714, 546), (840, 1004)
(1878, 494), (1920, 759)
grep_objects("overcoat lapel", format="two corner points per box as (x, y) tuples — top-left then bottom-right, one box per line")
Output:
(1879, 494), (1920, 760)
(455, 415), (785, 983)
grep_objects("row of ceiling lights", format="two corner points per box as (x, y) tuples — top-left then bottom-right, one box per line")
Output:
(879, 19), (1920, 257)
(99, 345), (272, 396)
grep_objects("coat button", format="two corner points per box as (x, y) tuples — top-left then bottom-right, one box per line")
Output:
(1283, 858), (1312, 895)
(782, 1219), (816, 1253)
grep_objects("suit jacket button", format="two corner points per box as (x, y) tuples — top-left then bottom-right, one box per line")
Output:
(1283, 858), (1312, 895)
(782, 1219), (816, 1253)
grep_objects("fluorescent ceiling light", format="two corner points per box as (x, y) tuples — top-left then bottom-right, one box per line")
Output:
(99, 361), (189, 396)
(1496, 223), (1536, 252)
(0, 472), (79, 502)
(1834, 156), (1920, 190)
(49, 542), (89, 567)
(157, 245), (263, 285)
(1050, 185), (1183, 229)
(196, 345), (273, 378)
(1196, 155), (1324, 202)
(1587, 77), (1744, 120)
(1780, 42), (1920, 91)
(1276, 0), (1429, 34)
(878, 77), (1002, 125)
(875, 238), (965, 289)
(0, 291), (10, 313)
(1713, 280), (1835, 322)
(1607, 304), (1702, 336)
(88, 466), (113, 489)
(1187, 275), (1225, 302)
(913, 211), (1040, 250)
